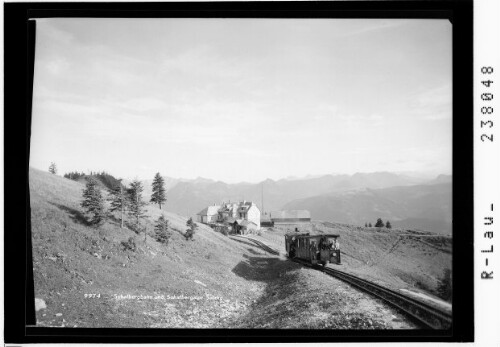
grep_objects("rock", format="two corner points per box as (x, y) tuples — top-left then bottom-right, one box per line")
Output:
(35, 298), (47, 311)
(55, 313), (63, 317)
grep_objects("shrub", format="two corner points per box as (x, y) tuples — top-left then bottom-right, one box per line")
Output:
(49, 162), (57, 175)
(436, 269), (452, 302)
(121, 237), (137, 252)
(155, 215), (172, 245)
(220, 226), (229, 236)
(374, 218), (384, 228)
(185, 217), (198, 241)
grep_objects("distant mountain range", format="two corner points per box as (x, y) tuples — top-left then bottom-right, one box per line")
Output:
(282, 182), (452, 235)
(158, 172), (426, 215)
(74, 170), (451, 235)
(143, 172), (451, 235)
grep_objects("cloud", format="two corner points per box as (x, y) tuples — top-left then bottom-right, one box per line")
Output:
(121, 98), (169, 112)
(408, 84), (452, 121)
(37, 20), (76, 45)
(334, 20), (408, 38)
(160, 44), (261, 83)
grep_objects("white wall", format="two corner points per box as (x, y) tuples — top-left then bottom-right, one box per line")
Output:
(246, 205), (261, 230)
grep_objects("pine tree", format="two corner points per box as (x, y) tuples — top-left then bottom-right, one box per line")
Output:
(81, 177), (106, 226)
(365, 223), (368, 227)
(107, 181), (128, 229)
(386, 221), (392, 229)
(49, 162), (57, 175)
(375, 218), (384, 228)
(127, 179), (147, 231)
(150, 172), (167, 209)
(185, 217), (198, 241)
(155, 215), (171, 245)
(368, 223), (372, 227)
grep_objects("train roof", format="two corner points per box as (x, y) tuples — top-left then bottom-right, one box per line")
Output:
(290, 234), (340, 239)
(284, 232), (310, 237)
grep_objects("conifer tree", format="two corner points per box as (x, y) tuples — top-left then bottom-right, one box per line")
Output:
(127, 179), (147, 231)
(185, 217), (198, 241)
(375, 218), (385, 228)
(368, 223), (372, 227)
(150, 172), (167, 209)
(81, 177), (106, 226)
(365, 223), (368, 227)
(155, 215), (171, 245)
(49, 162), (57, 175)
(386, 221), (392, 229)
(108, 180), (128, 229)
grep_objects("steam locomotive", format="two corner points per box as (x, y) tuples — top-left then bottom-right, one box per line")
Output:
(285, 233), (341, 266)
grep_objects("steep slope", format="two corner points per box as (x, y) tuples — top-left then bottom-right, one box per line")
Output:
(30, 168), (416, 329)
(29, 168), (267, 327)
(282, 183), (452, 235)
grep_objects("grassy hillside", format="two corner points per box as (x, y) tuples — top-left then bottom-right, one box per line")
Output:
(258, 222), (452, 304)
(30, 168), (417, 328)
(29, 167), (265, 327)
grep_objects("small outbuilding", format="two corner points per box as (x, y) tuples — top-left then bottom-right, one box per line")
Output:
(270, 210), (311, 224)
(196, 204), (220, 224)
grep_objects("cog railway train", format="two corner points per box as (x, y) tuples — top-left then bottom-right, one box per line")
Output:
(285, 233), (341, 266)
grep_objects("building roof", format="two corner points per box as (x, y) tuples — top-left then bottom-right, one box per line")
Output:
(270, 210), (311, 219)
(226, 218), (245, 224)
(219, 202), (238, 213)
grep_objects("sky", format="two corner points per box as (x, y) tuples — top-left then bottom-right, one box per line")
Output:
(30, 18), (452, 183)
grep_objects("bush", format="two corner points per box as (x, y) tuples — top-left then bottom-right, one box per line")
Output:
(121, 237), (137, 252)
(185, 217), (198, 241)
(220, 226), (229, 236)
(155, 215), (172, 245)
(374, 218), (384, 228)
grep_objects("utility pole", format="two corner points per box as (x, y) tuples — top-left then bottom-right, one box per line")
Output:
(261, 182), (264, 214)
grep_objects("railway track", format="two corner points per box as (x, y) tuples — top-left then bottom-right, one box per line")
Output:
(232, 234), (452, 330)
(230, 235), (281, 256)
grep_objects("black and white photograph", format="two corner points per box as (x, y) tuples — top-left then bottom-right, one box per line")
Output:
(27, 17), (454, 330)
